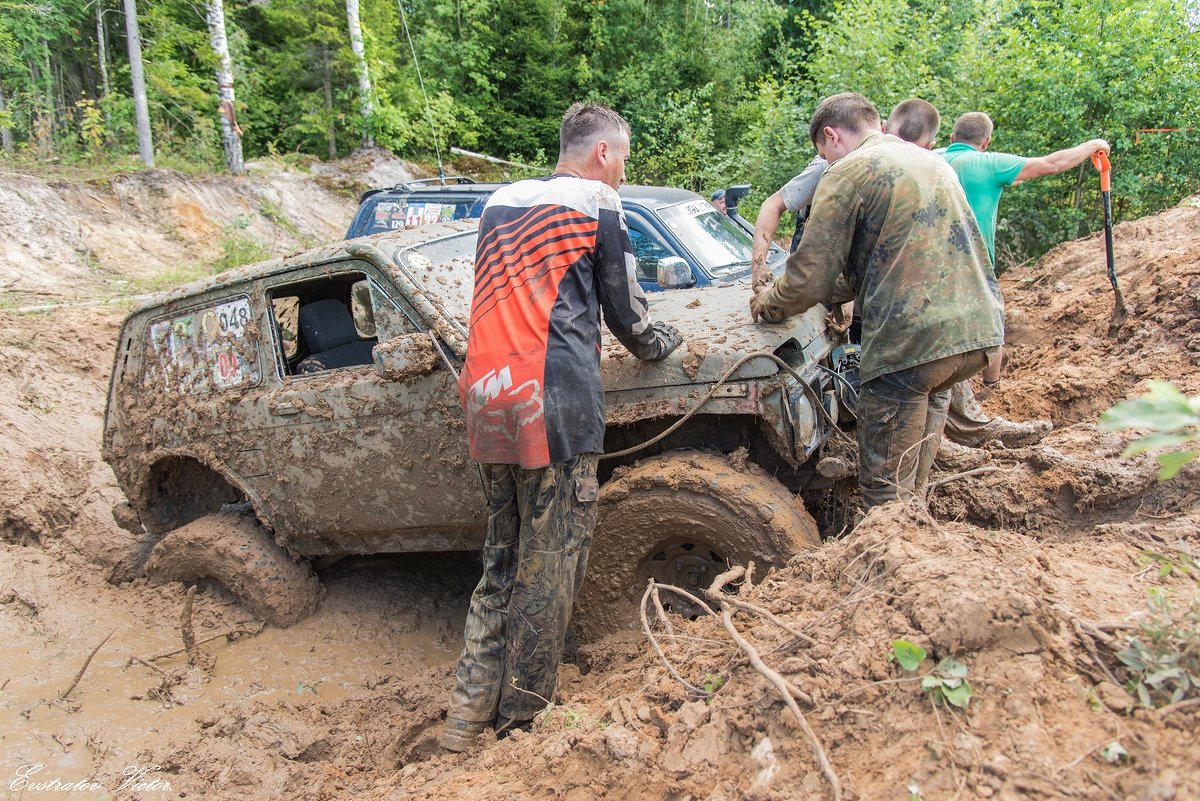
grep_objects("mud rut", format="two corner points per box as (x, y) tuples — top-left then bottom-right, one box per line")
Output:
(1, 186), (1199, 800)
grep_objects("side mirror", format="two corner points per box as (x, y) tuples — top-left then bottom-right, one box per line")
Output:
(724, 184), (752, 212)
(657, 257), (696, 289)
(373, 333), (439, 381)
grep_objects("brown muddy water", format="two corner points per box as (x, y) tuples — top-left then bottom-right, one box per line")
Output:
(1, 550), (480, 799)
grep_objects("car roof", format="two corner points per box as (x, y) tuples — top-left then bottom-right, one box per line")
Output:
(362, 181), (701, 210)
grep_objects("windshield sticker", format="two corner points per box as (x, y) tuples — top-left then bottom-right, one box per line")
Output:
(421, 203), (443, 225)
(147, 296), (260, 395)
(406, 203), (425, 227)
(684, 201), (708, 217)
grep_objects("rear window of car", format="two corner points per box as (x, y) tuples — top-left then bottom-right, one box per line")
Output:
(352, 194), (490, 237)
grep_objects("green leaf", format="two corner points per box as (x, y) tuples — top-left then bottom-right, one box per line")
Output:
(891, 639), (926, 672)
(940, 680), (973, 709)
(1157, 451), (1200, 480)
(1119, 432), (1198, 457)
(1100, 381), (1199, 434)
(936, 657), (969, 679)
(921, 675), (942, 691)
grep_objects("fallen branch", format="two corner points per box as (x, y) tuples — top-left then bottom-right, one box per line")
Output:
(60, 629), (115, 700)
(928, 465), (1006, 493)
(140, 623), (264, 663)
(180, 586), (216, 673)
(640, 582), (713, 697)
(706, 567), (841, 801)
(1156, 697), (1200, 717)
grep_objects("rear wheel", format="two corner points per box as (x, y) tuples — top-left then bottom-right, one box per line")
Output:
(144, 511), (322, 626)
(575, 452), (821, 640)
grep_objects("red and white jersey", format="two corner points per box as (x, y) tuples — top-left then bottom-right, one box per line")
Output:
(458, 174), (668, 468)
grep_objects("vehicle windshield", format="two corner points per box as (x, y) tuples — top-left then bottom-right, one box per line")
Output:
(657, 200), (754, 278)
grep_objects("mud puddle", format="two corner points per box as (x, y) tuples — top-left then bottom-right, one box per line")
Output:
(0, 549), (479, 798)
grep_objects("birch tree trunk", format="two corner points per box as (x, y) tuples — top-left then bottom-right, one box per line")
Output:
(322, 45), (337, 160)
(345, 0), (374, 147)
(0, 81), (14, 156)
(205, 0), (244, 174)
(96, 5), (111, 99)
(122, 0), (155, 167)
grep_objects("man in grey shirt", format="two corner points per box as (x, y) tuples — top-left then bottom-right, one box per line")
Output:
(750, 154), (826, 285)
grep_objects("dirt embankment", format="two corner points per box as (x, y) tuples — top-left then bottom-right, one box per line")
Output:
(0, 149), (418, 305)
(1, 182), (1198, 800)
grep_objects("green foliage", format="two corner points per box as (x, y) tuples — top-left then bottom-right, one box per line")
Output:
(1099, 380), (1200, 479)
(1117, 587), (1200, 707)
(920, 658), (974, 709)
(0, 0), (1193, 263)
(891, 640), (974, 708)
(890, 639), (927, 671)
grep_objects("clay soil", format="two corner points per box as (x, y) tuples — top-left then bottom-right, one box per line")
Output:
(1, 163), (1198, 801)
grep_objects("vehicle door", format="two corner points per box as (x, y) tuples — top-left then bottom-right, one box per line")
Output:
(624, 207), (706, 292)
(236, 259), (484, 555)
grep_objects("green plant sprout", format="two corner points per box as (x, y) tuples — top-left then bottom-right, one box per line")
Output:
(1116, 588), (1200, 707)
(1099, 380), (1200, 480)
(890, 640), (975, 709)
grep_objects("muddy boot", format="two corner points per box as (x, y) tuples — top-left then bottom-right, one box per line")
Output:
(935, 439), (991, 471)
(981, 417), (1053, 448)
(441, 717), (488, 753)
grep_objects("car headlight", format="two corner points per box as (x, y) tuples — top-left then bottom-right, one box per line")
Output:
(787, 376), (837, 457)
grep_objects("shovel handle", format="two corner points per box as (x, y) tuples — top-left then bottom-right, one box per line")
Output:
(1090, 151), (1111, 192)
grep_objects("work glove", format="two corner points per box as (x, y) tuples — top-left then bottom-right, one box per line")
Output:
(649, 321), (683, 361)
(750, 290), (786, 324)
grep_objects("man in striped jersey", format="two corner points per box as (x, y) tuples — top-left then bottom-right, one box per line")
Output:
(442, 103), (682, 751)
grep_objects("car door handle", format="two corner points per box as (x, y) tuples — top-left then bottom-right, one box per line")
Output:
(269, 395), (304, 416)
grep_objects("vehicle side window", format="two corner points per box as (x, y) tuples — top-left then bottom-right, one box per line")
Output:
(626, 218), (674, 284)
(268, 270), (397, 377)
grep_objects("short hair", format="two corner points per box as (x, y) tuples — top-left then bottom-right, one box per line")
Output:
(887, 98), (941, 146)
(952, 112), (994, 146)
(809, 93), (881, 147)
(711, 189), (726, 201)
(559, 103), (631, 160)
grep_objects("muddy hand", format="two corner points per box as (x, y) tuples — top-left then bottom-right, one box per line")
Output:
(825, 302), (852, 334)
(750, 290), (784, 324)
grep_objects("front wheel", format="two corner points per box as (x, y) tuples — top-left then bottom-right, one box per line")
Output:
(144, 511), (322, 626)
(575, 452), (821, 640)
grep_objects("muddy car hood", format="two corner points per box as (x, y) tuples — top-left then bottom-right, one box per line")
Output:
(599, 287), (828, 391)
(374, 229), (828, 392)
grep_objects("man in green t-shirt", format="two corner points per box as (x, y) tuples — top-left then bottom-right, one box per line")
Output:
(942, 112), (1110, 265)
(944, 111), (1107, 385)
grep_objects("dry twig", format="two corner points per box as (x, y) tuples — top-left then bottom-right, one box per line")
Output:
(705, 567), (841, 801)
(60, 629), (115, 700)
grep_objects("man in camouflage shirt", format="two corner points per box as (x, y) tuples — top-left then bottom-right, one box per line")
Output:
(751, 93), (1004, 510)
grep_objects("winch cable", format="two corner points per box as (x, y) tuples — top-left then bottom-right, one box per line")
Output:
(396, 0), (446, 184)
(600, 349), (852, 462)
(427, 336), (849, 461)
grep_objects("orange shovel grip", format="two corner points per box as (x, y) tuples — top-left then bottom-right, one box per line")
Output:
(1090, 151), (1111, 192)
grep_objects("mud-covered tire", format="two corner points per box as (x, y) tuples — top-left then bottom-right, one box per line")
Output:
(144, 511), (322, 627)
(576, 452), (821, 640)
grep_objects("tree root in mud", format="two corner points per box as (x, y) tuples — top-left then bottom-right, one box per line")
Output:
(638, 566), (841, 801)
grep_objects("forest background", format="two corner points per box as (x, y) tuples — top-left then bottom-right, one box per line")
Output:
(1, 0), (1197, 267)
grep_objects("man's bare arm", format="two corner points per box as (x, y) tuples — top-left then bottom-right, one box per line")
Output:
(1015, 138), (1110, 182)
(751, 191), (787, 291)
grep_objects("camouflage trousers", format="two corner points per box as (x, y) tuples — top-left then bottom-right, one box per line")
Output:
(857, 349), (992, 510)
(446, 453), (600, 725)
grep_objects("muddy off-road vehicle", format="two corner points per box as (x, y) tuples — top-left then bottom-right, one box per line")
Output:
(103, 220), (854, 636)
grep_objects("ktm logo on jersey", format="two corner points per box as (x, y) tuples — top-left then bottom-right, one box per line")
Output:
(468, 366), (545, 440)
